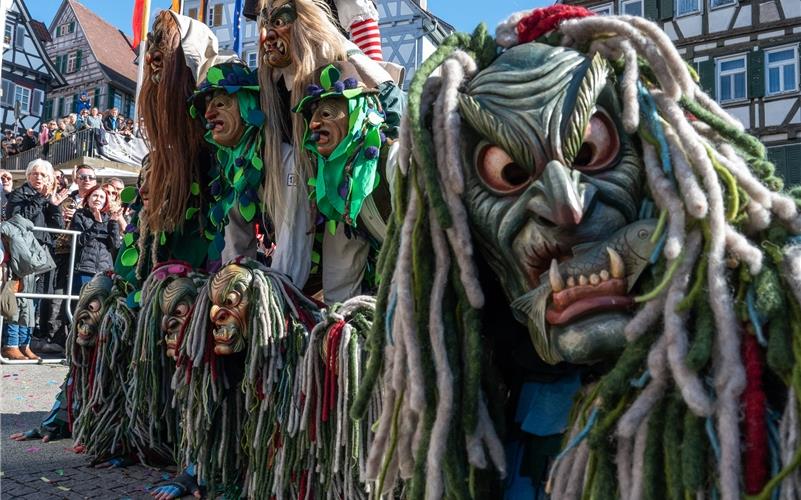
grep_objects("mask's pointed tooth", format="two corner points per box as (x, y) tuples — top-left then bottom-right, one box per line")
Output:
(607, 247), (625, 279)
(549, 259), (565, 292)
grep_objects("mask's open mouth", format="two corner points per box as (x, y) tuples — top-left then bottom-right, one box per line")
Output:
(545, 248), (634, 325)
(213, 324), (238, 345)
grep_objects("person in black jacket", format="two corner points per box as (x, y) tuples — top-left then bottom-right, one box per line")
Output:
(4, 159), (67, 360)
(69, 185), (121, 292)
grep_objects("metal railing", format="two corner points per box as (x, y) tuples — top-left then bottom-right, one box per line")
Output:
(1, 128), (100, 171)
(0, 226), (81, 365)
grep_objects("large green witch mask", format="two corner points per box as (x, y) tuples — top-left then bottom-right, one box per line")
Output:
(457, 43), (655, 364)
(189, 61), (265, 259)
(294, 63), (386, 229)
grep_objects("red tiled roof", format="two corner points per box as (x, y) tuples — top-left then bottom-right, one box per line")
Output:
(68, 0), (137, 85)
(29, 20), (52, 43)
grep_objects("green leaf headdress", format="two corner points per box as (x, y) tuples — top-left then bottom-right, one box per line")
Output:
(293, 63), (386, 231)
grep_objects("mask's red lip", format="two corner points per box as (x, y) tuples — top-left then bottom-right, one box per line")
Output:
(546, 295), (634, 325)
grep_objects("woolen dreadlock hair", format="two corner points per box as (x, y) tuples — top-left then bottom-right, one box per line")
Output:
(493, 8), (801, 500)
(139, 11), (208, 234)
(355, 7), (801, 499)
(257, 0), (349, 222)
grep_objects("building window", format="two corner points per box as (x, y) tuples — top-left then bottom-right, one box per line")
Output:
(621, 0), (643, 16)
(765, 46), (798, 96)
(56, 22), (75, 37)
(710, 0), (735, 8)
(590, 3), (614, 15)
(208, 4), (224, 27)
(4, 23), (12, 45)
(66, 51), (78, 73)
(14, 85), (31, 114)
(187, 7), (198, 19)
(247, 51), (258, 68)
(716, 55), (747, 102)
(676, 0), (700, 16)
(112, 91), (123, 111)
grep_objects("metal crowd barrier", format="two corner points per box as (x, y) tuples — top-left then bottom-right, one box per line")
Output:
(0, 226), (82, 365)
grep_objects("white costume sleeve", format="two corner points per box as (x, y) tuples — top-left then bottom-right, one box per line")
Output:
(334, 0), (379, 29)
(269, 143), (313, 288)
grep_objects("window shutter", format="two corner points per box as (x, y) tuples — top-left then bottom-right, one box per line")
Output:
(75, 50), (82, 71)
(748, 50), (764, 99)
(61, 54), (68, 74)
(786, 144), (801, 187)
(93, 87), (100, 107)
(1, 79), (14, 106)
(644, 0), (659, 19)
(31, 89), (43, 116)
(659, 0), (674, 20)
(697, 60), (716, 99)
(768, 147), (787, 184)
(13, 25), (24, 48)
(69, 21), (75, 33)
(55, 55), (62, 73)
(43, 99), (52, 120)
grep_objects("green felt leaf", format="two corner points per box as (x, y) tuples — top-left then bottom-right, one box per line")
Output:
(207, 67), (224, 85)
(311, 250), (321, 264)
(327, 219), (337, 235)
(160, 232), (167, 245)
(234, 168), (244, 183)
(204, 230), (216, 241)
(134, 290), (142, 304)
(342, 88), (361, 99)
(185, 207), (199, 220)
(120, 186), (137, 204)
(320, 65), (339, 90)
(189, 106), (198, 119)
(190, 182), (201, 196)
(307, 177), (317, 187)
(123, 233), (134, 246)
(239, 202), (256, 222)
(120, 247), (139, 267)
(252, 156), (263, 170)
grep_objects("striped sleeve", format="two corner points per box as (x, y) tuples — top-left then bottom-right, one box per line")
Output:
(350, 18), (383, 61)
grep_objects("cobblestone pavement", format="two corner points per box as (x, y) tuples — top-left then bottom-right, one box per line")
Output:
(0, 363), (177, 499)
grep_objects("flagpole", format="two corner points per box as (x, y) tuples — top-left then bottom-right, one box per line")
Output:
(133, 0), (151, 123)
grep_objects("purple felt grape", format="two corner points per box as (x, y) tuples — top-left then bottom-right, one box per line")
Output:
(364, 146), (379, 159)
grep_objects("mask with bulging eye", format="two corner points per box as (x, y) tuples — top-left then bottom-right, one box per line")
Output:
(73, 274), (114, 347)
(160, 277), (199, 360)
(457, 43), (652, 365)
(258, 1), (296, 69)
(145, 12), (177, 85)
(208, 264), (254, 355)
(308, 97), (348, 158)
(203, 90), (246, 148)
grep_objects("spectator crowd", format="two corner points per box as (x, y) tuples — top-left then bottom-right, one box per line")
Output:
(2, 97), (142, 159)
(0, 159), (131, 359)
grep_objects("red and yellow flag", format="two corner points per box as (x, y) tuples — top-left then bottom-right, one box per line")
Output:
(131, 0), (151, 49)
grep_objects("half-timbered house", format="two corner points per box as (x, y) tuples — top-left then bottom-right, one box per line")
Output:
(0, 0), (66, 133)
(562, 0), (801, 185)
(43, 0), (138, 122)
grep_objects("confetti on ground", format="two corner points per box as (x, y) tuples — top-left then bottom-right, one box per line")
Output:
(25, 447), (41, 453)
(40, 476), (50, 483)
(57, 486), (70, 491)
(55, 469), (64, 476)
(47, 380), (58, 385)
(14, 396), (24, 400)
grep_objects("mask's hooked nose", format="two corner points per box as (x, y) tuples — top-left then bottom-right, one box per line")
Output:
(526, 160), (595, 227)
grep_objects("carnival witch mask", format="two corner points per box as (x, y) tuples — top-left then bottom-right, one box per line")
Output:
(294, 63), (386, 228)
(258, 0), (296, 69)
(209, 263), (254, 355)
(160, 276), (199, 359)
(189, 61), (265, 259)
(203, 91), (245, 147)
(456, 43), (653, 364)
(74, 274), (114, 347)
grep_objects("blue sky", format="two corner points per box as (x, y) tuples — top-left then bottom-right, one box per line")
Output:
(27, 0), (552, 36)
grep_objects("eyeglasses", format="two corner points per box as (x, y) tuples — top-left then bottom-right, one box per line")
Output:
(78, 175), (96, 181)
(0, 175), (11, 181)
